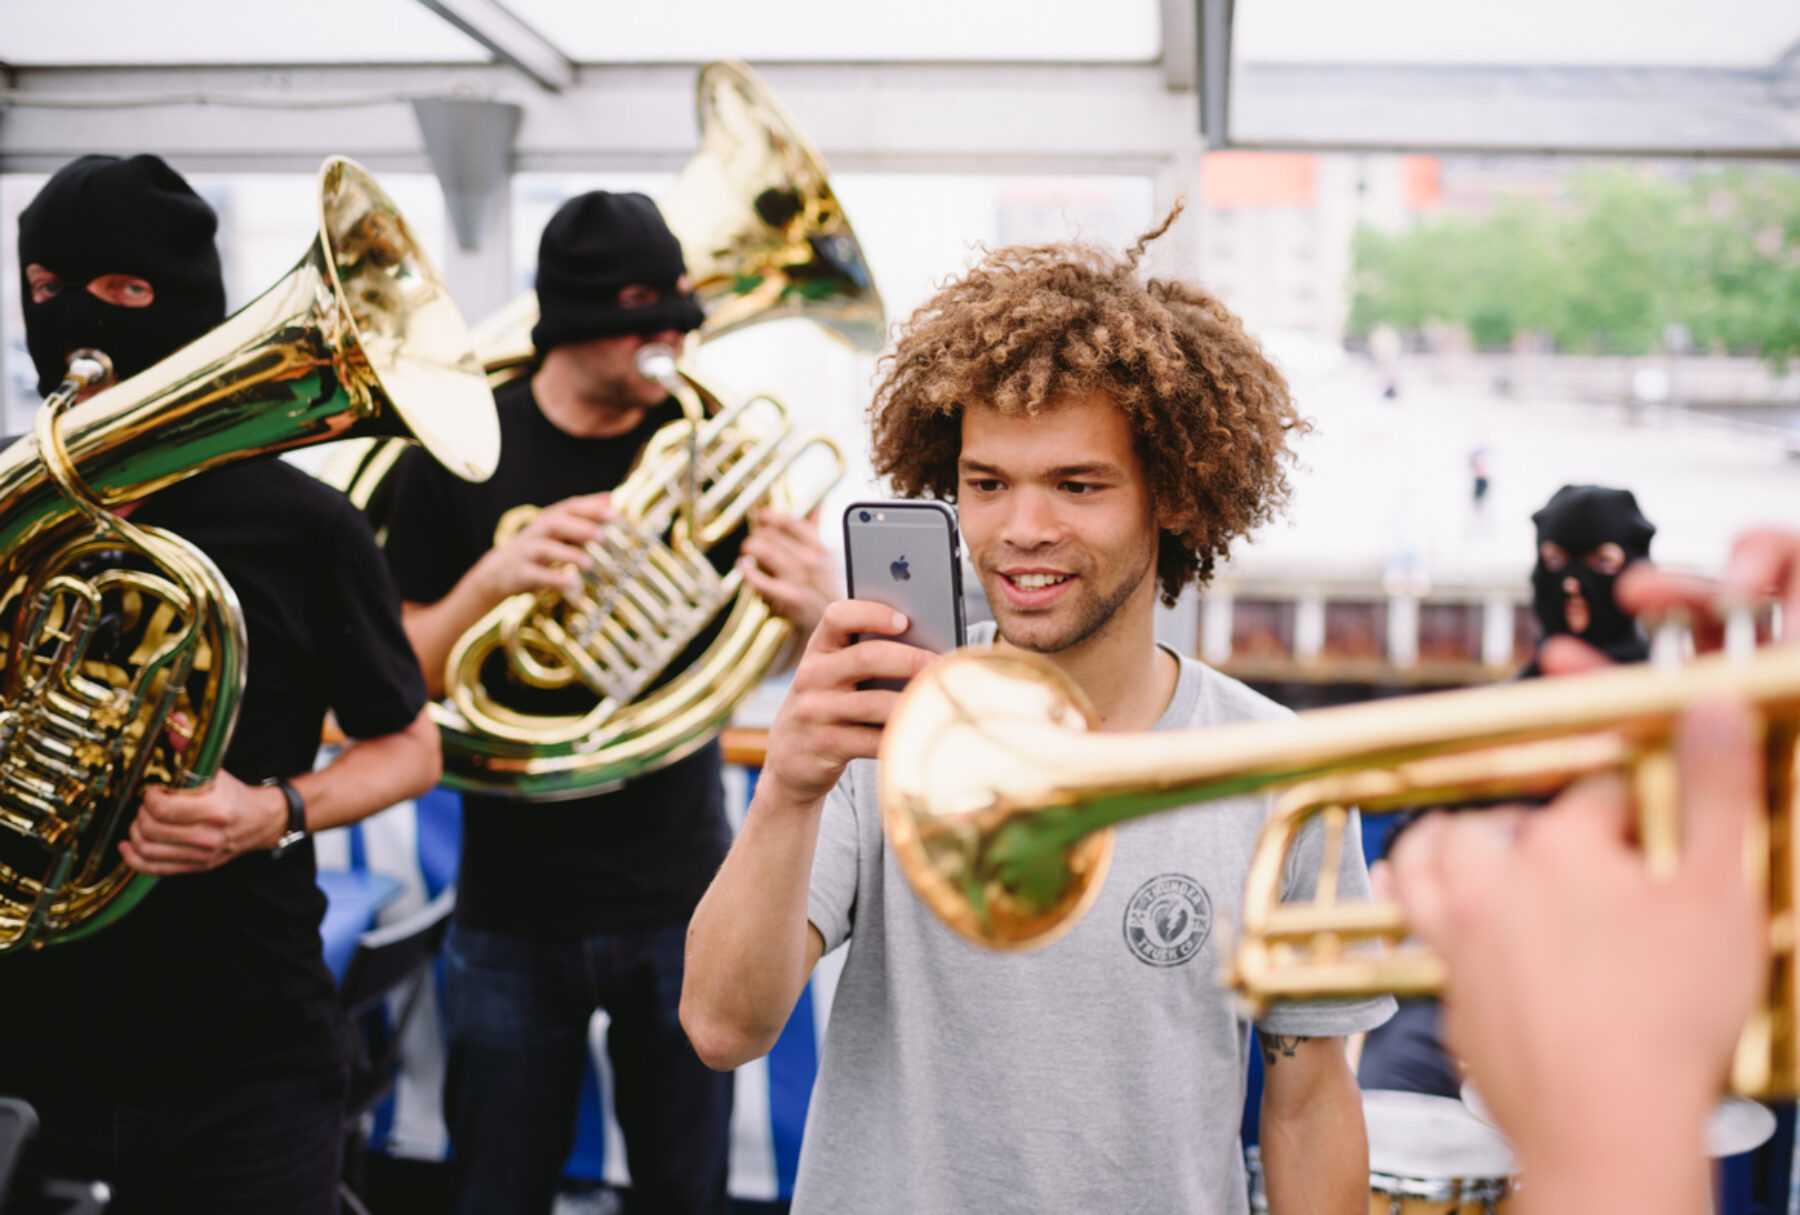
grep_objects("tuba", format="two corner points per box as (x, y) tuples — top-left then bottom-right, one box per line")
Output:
(878, 643), (1800, 1099)
(0, 158), (499, 952)
(469, 59), (886, 385)
(325, 59), (879, 799)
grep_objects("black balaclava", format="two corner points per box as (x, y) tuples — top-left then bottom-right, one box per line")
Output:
(1530, 484), (1656, 663)
(18, 154), (226, 398)
(529, 191), (704, 353)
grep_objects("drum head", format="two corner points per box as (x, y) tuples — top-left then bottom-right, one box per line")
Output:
(1465, 1083), (1776, 1160)
(1364, 1089), (1519, 1181)
(1707, 1098), (1777, 1159)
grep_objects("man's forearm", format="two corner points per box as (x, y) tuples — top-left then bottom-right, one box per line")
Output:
(681, 782), (827, 1071)
(290, 708), (441, 832)
(402, 578), (505, 699)
(1509, 1089), (1711, 1215)
(1259, 1036), (1367, 1215)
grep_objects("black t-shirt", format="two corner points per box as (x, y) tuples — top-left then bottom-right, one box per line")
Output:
(0, 458), (427, 1098)
(382, 376), (733, 938)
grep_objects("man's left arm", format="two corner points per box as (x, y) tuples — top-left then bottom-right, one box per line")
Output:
(1257, 1033), (1368, 1215)
(122, 492), (441, 874)
(123, 708), (440, 873)
(738, 509), (839, 668)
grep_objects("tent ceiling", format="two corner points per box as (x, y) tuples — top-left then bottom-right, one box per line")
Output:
(0, 0), (1161, 66)
(1, 1), (1795, 162)
(503, 0), (1161, 63)
(1237, 0), (1800, 69)
(0, 0), (491, 65)
(8, 0), (1795, 72)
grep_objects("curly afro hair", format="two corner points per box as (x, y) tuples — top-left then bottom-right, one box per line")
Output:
(869, 205), (1310, 606)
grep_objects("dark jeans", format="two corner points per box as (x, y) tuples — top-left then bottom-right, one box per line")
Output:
(11, 1067), (346, 1215)
(443, 921), (732, 1215)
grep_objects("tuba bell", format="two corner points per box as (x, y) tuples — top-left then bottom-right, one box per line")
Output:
(324, 59), (877, 800)
(878, 642), (1800, 1099)
(471, 58), (887, 383)
(0, 157), (499, 952)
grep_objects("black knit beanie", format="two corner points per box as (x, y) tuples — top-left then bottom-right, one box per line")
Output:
(529, 191), (704, 353)
(18, 154), (227, 397)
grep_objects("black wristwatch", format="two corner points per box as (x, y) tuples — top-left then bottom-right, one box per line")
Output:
(263, 777), (308, 859)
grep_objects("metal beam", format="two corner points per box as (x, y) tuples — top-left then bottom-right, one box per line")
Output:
(3, 56), (1793, 172)
(0, 62), (1201, 175)
(1159, 0), (1198, 92)
(1198, 0), (1232, 148)
(1229, 62), (1800, 157)
(413, 0), (575, 92)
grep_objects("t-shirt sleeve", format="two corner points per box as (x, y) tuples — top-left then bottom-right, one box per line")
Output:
(806, 764), (863, 954)
(321, 491), (429, 740)
(382, 444), (476, 605)
(1254, 805), (1398, 1037)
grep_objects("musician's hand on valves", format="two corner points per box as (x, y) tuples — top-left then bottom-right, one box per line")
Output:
(1389, 698), (1766, 1211)
(1617, 525), (1800, 650)
(758, 599), (937, 809)
(739, 509), (838, 639)
(121, 771), (290, 875)
(470, 491), (617, 600)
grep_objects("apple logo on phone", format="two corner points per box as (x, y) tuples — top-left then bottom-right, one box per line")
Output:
(890, 555), (911, 582)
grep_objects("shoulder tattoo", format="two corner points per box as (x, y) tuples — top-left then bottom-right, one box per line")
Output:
(1258, 1034), (1310, 1066)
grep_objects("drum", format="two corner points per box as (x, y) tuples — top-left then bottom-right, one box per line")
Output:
(1364, 1090), (1518, 1215)
(1245, 1143), (1269, 1214)
(1463, 1082), (1777, 1160)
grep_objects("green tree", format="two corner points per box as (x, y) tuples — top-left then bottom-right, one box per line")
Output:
(1349, 165), (1800, 364)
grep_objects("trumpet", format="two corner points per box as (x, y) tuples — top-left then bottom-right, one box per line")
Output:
(878, 643), (1800, 1098)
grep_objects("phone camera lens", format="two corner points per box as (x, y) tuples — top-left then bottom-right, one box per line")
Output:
(859, 510), (871, 523)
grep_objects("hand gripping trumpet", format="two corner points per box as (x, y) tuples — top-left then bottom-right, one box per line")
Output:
(879, 643), (1800, 1099)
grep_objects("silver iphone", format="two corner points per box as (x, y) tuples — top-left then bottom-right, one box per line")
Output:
(843, 501), (966, 690)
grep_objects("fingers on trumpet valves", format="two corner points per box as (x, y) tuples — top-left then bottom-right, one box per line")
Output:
(1722, 605), (1758, 662)
(1651, 607), (1694, 672)
(1616, 553), (1788, 654)
(1724, 526), (1800, 629)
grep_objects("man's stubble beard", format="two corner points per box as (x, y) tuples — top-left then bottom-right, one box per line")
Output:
(988, 535), (1158, 656)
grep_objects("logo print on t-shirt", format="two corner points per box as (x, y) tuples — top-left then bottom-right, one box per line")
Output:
(1122, 874), (1211, 968)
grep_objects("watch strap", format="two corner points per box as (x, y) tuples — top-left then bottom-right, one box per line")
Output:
(263, 777), (307, 857)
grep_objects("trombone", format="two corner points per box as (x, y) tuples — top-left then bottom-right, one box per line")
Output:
(878, 642), (1800, 1098)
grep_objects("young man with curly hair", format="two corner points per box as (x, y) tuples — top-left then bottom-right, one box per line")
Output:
(682, 214), (1393, 1214)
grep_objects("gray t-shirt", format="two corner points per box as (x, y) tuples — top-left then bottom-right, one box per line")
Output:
(798, 627), (1396, 1215)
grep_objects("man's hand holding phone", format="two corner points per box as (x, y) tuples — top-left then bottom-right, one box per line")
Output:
(758, 600), (940, 811)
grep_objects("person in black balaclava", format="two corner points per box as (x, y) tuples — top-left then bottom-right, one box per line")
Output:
(1522, 484), (1657, 676)
(0, 154), (441, 1215)
(1359, 484), (1656, 1102)
(18, 154), (226, 397)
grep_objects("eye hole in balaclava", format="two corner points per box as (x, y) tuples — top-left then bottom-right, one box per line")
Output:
(17, 154), (226, 398)
(1530, 485), (1656, 663)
